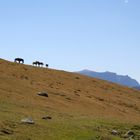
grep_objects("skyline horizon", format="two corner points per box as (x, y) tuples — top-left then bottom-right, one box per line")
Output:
(1, 57), (140, 84)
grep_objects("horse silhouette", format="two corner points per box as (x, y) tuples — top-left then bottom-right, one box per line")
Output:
(46, 64), (49, 67)
(32, 61), (44, 67)
(32, 61), (39, 66)
(38, 62), (44, 67)
(14, 58), (24, 64)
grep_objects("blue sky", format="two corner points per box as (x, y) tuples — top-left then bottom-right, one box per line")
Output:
(0, 0), (140, 82)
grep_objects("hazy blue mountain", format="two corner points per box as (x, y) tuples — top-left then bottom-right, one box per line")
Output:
(77, 69), (140, 88)
(133, 86), (140, 90)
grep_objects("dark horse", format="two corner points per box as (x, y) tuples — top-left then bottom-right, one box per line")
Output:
(14, 58), (24, 64)
(32, 61), (44, 67)
(38, 62), (44, 67)
(46, 64), (49, 68)
(32, 61), (39, 66)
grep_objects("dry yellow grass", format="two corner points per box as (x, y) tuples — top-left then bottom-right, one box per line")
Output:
(0, 59), (140, 139)
(0, 58), (140, 122)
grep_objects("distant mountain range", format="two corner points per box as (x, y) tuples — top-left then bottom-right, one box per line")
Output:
(77, 69), (140, 88)
(133, 86), (140, 90)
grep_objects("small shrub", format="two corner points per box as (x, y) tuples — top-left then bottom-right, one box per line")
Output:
(132, 125), (140, 130)
(75, 77), (80, 79)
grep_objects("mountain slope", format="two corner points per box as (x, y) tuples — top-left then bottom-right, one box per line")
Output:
(0, 59), (140, 140)
(77, 69), (140, 87)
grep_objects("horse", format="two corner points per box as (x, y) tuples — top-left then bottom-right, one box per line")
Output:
(32, 61), (39, 66)
(32, 61), (44, 67)
(14, 58), (24, 64)
(46, 64), (49, 67)
(38, 62), (44, 67)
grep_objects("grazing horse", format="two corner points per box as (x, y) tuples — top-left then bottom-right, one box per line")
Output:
(14, 58), (24, 64)
(32, 61), (39, 66)
(38, 62), (44, 67)
(32, 61), (44, 67)
(46, 64), (49, 68)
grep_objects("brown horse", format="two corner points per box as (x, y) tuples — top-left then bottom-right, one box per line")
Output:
(46, 64), (49, 68)
(32, 61), (44, 67)
(14, 58), (24, 64)
(38, 62), (44, 67)
(32, 61), (39, 66)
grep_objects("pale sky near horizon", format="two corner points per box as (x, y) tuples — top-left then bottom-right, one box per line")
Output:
(0, 0), (140, 82)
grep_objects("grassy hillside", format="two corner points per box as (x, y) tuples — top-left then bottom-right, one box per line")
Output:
(0, 59), (140, 140)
